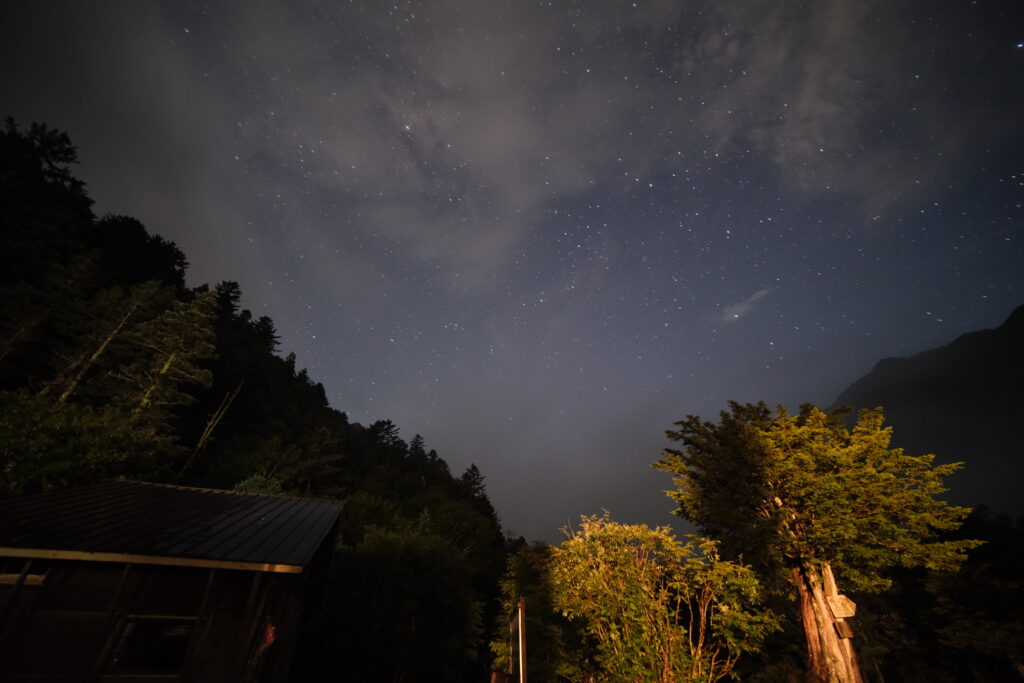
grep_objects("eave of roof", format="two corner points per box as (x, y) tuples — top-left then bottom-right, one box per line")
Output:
(0, 480), (344, 573)
(0, 547), (304, 573)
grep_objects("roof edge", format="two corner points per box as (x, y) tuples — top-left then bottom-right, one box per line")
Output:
(0, 547), (304, 574)
(116, 479), (346, 507)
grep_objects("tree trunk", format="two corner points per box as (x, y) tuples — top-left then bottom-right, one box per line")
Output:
(822, 564), (863, 683)
(52, 300), (140, 406)
(795, 567), (824, 678)
(135, 351), (177, 413)
(796, 563), (863, 683)
(180, 381), (243, 474)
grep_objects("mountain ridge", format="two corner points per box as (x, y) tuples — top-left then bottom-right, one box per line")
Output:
(834, 304), (1024, 515)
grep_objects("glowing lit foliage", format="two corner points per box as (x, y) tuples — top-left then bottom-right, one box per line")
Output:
(654, 403), (980, 682)
(0, 390), (173, 495)
(551, 513), (776, 683)
(657, 403), (979, 589)
(113, 289), (217, 416)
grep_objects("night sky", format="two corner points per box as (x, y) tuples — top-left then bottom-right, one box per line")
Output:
(3, 1), (1022, 541)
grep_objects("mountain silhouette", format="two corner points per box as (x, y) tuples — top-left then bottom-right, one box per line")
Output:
(834, 304), (1024, 515)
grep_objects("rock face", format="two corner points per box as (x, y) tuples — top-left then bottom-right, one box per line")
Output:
(834, 305), (1024, 515)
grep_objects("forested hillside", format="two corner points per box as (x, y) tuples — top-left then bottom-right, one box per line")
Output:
(0, 119), (505, 682)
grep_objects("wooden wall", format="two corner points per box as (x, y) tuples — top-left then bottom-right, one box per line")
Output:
(0, 558), (304, 682)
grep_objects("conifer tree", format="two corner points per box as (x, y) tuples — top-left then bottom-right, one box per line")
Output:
(41, 281), (167, 406)
(110, 289), (216, 418)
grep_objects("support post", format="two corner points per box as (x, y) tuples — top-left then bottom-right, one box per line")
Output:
(87, 562), (134, 680)
(230, 572), (265, 682)
(181, 568), (218, 679)
(0, 559), (33, 644)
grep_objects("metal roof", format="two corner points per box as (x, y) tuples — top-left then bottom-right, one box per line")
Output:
(0, 480), (343, 573)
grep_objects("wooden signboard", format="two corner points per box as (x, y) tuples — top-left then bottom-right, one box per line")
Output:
(827, 595), (857, 619)
(834, 620), (855, 639)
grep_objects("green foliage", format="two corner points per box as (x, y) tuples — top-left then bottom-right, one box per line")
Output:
(551, 513), (776, 683)
(654, 402), (982, 681)
(307, 524), (485, 683)
(930, 510), (1024, 670)
(840, 508), (1024, 682)
(112, 289), (216, 416)
(654, 402), (980, 592)
(336, 490), (405, 544)
(232, 472), (285, 495)
(0, 390), (176, 495)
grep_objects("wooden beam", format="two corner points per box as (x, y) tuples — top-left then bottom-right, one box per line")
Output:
(0, 547), (303, 574)
(0, 573), (44, 586)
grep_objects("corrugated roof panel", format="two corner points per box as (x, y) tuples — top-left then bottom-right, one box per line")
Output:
(271, 502), (341, 565)
(5, 482), (133, 547)
(0, 480), (343, 571)
(188, 494), (296, 562)
(240, 498), (325, 564)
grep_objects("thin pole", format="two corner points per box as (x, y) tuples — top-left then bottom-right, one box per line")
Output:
(517, 598), (526, 683)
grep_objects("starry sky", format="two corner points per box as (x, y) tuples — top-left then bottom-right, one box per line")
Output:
(3, 1), (1022, 541)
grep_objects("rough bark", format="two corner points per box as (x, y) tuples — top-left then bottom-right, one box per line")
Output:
(796, 563), (863, 683)
(822, 564), (863, 683)
(796, 567), (824, 678)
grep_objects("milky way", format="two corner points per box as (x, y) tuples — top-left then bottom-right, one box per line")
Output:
(3, 0), (1022, 539)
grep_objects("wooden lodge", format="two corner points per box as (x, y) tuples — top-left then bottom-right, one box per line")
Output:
(0, 480), (343, 682)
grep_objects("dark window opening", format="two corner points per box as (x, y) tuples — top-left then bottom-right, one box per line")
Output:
(106, 617), (194, 673)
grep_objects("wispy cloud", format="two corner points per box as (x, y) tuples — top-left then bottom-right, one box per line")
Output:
(199, 1), (669, 292)
(671, 0), (994, 216)
(719, 289), (769, 325)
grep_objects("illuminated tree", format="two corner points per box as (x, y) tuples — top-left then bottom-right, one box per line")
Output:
(38, 281), (168, 406)
(551, 513), (775, 683)
(110, 289), (216, 417)
(654, 403), (980, 683)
